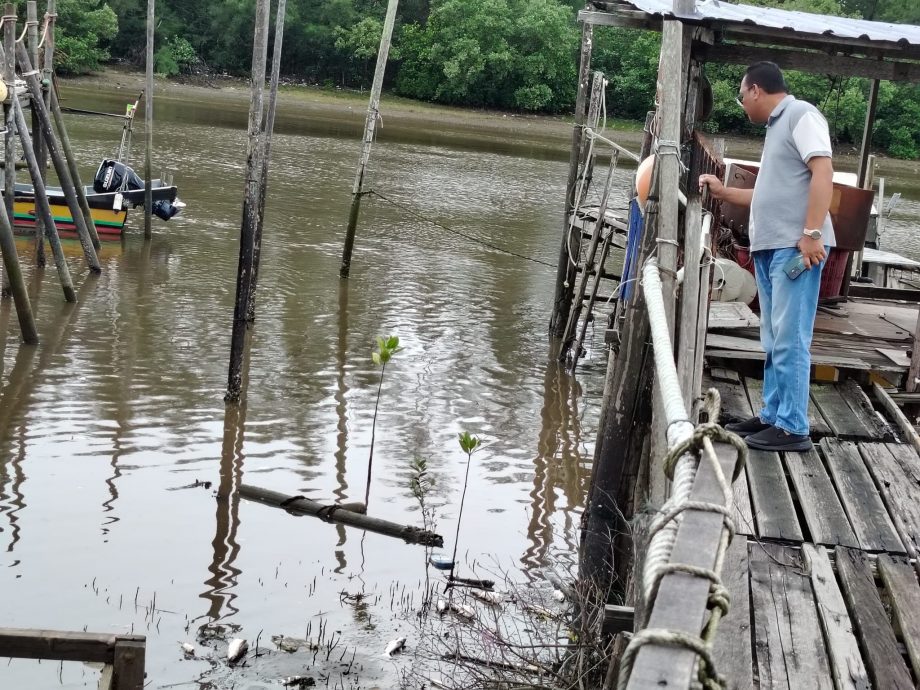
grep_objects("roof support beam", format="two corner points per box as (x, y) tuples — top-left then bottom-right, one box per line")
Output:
(701, 43), (920, 83)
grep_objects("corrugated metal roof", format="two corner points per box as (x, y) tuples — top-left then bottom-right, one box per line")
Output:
(620, 0), (920, 48)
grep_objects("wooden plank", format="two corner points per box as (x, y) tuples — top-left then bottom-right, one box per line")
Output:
(746, 377), (831, 437)
(820, 438), (903, 553)
(749, 544), (833, 690)
(0, 628), (118, 663)
(872, 383), (920, 458)
(112, 637), (145, 690)
(877, 555), (920, 681)
(811, 384), (875, 439)
(784, 449), (859, 547)
(708, 301), (760, 329)
(624, 424), (741, 687)
(835, 547), (914, 689)
(710, 366), (741, 383)
(801, 544), (870, 690)
(714, 439), (755, 537)
(708, 375), (753, 422)
(707, 348), (873, 370)
(746, 448), (803, 541)
(860, 442), (920, 556)
(711, 537), (754, 690)
(877, 347), (911, 368)
(838, 379), (894, 441)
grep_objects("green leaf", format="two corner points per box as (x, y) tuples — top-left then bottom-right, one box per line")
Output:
(371, 351), (381, 366)
(386, 336), (400, 350)
(458, 431), (481, 454)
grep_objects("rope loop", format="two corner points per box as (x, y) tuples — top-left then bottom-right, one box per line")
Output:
(661, 419), (746, 483)
(617, 628), (725, 690)
(654, 138), (688, 174)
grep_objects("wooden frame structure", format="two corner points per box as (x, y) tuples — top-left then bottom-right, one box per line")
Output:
(566, 1), (920, 687)
(0, 628), (145, 689)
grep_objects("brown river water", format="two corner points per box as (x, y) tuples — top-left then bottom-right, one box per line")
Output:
(1, 82), (919, 689)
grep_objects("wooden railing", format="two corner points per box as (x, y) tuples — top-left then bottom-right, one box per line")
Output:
(0, 628), (145, 689)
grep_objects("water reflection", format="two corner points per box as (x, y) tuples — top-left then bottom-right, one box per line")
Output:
(523, 354), (587, 570)
(333, 282), (350, 574)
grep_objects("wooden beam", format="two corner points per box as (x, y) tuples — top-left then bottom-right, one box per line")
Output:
(702, 44), (920, 83)
(872, 383), (920, 457)
(0, 628), (143, 664)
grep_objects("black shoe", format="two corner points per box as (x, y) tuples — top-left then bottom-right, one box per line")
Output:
(724, 416), (771, 438)
(745, 426), (813, 452)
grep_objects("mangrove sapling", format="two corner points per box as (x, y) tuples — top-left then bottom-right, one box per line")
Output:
(449, 432), (482, 584)
(365, 335), (402, 506)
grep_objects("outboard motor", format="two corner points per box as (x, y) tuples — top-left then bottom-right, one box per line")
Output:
(93, 159), (181, 221)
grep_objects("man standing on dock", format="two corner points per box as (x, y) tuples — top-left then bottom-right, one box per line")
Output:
(699, 61), (834, 452)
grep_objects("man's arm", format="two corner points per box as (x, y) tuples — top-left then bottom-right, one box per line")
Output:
(698, 174), (754, 207)
(804, 156), (833, 230)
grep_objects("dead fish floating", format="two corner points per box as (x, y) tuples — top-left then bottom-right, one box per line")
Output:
(450, 603), (475, 620)
(553, 589), (566, 602)
(435, 599), (449, 614)
(271, 635), (318, 653)
(384, 637), (407, 657)
(227, 638), (249, 664)
(472, 590), (503, 606)
(180, 642), (196, 657)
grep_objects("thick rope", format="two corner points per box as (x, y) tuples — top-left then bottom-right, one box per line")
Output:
(616, 257), (747, 690)
(16, 19), (38, 45)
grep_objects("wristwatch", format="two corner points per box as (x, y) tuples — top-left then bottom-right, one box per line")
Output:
(803, 228), (822, 240)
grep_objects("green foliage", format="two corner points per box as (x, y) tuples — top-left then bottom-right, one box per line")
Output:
(394, 0), (577, 111)
(458, 431), (481, 455)
(154, 36), (198, 76)
(372, 335), (401, 367)
(55, 0), (118, 74)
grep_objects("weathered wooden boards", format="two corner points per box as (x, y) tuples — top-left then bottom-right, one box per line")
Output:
(861, 442), (920, 557)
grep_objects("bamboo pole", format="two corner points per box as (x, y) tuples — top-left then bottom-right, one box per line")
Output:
(15, 41), (100, 272)
(48, 80), (99, 248)
(26, 2), (43, 266)
(239, 484), (444, 546)
(143, 0), (153, 239)
(0, 183), (38, 343)
(550, 17), (593, 336)
(339, 0), (399, 279)
(11, 95), (74, 302)
(246, 0), (287, 323)
(226, 0), (270, 403)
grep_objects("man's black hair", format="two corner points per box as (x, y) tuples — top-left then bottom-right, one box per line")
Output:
(743, 62), (788, 94)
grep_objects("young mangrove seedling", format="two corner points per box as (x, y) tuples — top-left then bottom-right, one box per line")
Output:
(449, 431), (482, 583)
(365, 335), (402, 506)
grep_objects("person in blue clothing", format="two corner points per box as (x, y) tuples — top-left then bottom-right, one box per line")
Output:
(699, 61), (834, 452)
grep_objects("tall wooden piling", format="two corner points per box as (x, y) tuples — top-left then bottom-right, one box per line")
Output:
(550, 17), (594, 336)
(143, 0), (154, 239)
(15, 41), (100, 272)
(0, 184), (38, 344)
(339, 0), (399, 279)
(2, 5), (14, 229)
(246, 0), (287, 323)
(26, 2), (44, 265)
(11, 97), (75, 302)
(226, 0), (270, 403)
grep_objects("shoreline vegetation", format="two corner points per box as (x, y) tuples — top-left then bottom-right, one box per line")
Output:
(59, 66), (920, 189)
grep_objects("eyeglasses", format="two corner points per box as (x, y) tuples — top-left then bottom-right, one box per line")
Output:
(736, 85), (752, 108)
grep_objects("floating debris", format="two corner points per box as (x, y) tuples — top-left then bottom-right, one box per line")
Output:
(471, 590), (503, 606)
(429, 554), (454, 570)
(553, 589), (566, 602)
(384, 636), (406, 657)
(271, 635), (318, 653)
(435, 599), (449, 614)
(180, 642), (196, 657)
(282, 676), (316, 687)
(450, 603), (475, 620)
(227, 638), (248, 664)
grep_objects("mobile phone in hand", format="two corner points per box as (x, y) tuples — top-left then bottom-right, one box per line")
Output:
(783, 253), (807, 280)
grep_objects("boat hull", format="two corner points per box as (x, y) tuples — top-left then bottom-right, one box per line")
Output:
(13, 199), (128, 236)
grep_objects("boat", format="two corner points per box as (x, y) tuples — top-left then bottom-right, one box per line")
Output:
(11, 159), (183, 237)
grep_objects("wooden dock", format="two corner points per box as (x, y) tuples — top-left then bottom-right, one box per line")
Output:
(689, 373), (920, 689)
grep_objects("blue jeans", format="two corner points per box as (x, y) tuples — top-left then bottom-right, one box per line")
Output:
(753, 247), (827, 436)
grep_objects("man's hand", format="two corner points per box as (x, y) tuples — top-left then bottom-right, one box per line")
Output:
(797, 235), (826, 269)
(698, 174), (754, 207)
(698, 174), (725, 198)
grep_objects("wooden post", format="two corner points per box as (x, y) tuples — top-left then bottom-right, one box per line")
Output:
(339, 0), (399, 279)
(11, 94), (75, 301)
(112, 637), (145, 690)
(226, 0), (270, 402)
(246, 0), (287, 323)
(550, 16), (593, 336)
(2, 5), (14, 229)
(906, 309), (920, 393)
(857, 80), (879, 189)
(26, 2), (44, 266)
(143, 0), (153, 239)
(15, 41), (100, 272)
(48, 80), (100, 249)
(676, 197), (703, 411)
(0, 183), (38, 343)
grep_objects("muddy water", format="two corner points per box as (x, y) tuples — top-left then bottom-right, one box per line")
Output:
(0, 85), (628, 689)
(2, 83), (920, 690)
